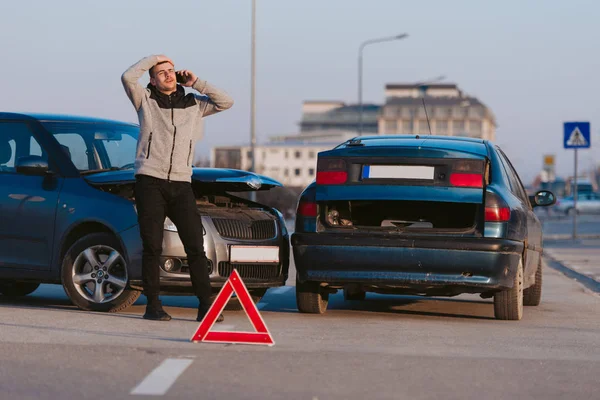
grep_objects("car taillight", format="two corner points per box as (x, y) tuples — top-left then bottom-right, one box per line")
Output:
(316, 158), (347, 185)
(316, 171), (347, 184)
(450, 173), (483, 188)
(485, 207), (511, 222)
(297, 201), (317, 217)
(485, 190), (511, 222)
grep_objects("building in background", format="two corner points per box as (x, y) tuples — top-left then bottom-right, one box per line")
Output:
(379, 83), (497, 140)
(211, 82), (497, 189)
(211, 142), (339, 188)
(299, 101), (380, 134)
(268, 129), (357, 145)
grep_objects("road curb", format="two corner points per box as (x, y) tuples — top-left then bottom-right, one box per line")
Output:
(543, 254), (600, 294)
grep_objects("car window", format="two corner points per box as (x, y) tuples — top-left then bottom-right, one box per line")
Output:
(3, 139), (16, 167)
(101, 133), (138, 169)
(497, 148), (530, 207)
(0, 122), (45, 174)
(40, 121), (138, 171)
(53, 133), (92, 170)
(30, 137), (42, 157)
(494, 147), (515, 190)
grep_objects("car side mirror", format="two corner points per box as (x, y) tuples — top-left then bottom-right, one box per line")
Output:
(15, 156), (50, 176)
(530, 190), (556, 207)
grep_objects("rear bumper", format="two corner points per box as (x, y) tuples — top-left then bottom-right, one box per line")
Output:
(292, 233), (523, 293)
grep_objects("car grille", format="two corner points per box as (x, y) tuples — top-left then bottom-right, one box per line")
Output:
(212, 218), (276, 240)
(181, 259), (213, 274)
(218, 262), (280, 280)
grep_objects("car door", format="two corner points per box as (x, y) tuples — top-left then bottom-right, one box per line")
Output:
(0, 121), (63, 270)
(497, 149), (541, 281)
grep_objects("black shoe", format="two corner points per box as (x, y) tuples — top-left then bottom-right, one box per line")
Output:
(197, 308), (224, 323)
(143, 305), (172, 321)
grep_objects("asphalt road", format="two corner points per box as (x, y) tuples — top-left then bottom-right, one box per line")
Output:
(1, 252), (600, 399)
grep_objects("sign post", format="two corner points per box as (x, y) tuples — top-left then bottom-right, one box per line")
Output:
(563, 122), (591, 239)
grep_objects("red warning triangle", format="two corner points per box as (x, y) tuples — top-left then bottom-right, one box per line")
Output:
(191, 269), (274, 346)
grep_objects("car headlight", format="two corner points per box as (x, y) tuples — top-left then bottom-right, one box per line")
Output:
(163, 216), (206, 235)
(164, 217), (178, 232)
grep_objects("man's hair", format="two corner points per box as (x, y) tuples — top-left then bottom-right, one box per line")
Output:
(149, 61), (172, 78)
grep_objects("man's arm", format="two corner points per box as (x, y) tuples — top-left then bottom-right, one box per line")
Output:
(189, 77), (234, 117)
(121, 55), (168, 110)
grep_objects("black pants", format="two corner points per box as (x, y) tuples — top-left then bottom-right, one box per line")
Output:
(134, 174), (212, 308)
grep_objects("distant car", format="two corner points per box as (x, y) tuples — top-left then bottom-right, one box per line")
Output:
(0, 112), (289, 312)
(553, 192), (600, 215)
(292, 135), (555, 320)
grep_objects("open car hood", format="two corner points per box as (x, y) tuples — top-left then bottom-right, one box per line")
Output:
(84, 168), (283, 191)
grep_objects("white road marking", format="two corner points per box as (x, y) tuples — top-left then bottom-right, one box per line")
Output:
(131, 358), (193, 396)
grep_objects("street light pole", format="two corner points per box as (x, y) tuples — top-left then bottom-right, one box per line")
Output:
(249, 0), (257, 201)
(250, 0), (257, 173)
(358, 33), (408, 135)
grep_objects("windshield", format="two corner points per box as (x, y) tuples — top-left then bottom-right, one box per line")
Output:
(41, 121), (139, 172)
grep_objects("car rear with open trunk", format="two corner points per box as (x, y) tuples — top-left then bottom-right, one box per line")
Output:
(292, 135), (555, 320)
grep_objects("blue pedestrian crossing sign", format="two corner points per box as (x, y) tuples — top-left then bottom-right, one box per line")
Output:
(564, 122), (591, 149)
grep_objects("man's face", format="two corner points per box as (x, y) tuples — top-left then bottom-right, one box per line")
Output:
(150, 62), (176, 93)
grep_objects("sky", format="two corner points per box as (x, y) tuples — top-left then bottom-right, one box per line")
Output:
(1, 0), (598, 184)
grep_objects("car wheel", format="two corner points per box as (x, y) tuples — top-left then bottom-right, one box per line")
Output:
(0, 282), (40, 297)
(344, 287), (366, 301)
(493, 258), (524, 320)
(296, 278), (329, 314)
(61, 233), (140, 312)
(523, 258), (543, 306)
(212, 288), (266, 311)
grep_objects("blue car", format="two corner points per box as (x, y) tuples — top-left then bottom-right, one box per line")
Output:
(292, 135), (555, 320)
(0, 112), (289, 312)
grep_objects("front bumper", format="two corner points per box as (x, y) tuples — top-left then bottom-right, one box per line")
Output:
(292, 232), (523, 294)
(128, 215), (289, 292)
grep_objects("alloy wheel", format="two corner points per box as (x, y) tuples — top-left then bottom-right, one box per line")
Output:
(71, 245), (128, 304)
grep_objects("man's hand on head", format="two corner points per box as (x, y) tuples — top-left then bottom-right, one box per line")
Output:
(177, 70), (198, 87)
(156, 55), (173, 65)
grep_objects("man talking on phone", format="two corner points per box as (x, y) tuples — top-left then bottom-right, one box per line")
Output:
(121, 55), (233, 322)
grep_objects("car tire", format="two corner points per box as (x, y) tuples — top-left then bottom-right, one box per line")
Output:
(523, 259), (543, 306)
(61, 233), (140, 312)
(0, 282), (40, 297)
(344, 288), (366, 301)
(493, 258), (524, 320)
(567, 208), (578, 216)
(296, 278), (329, 314)
(211, 288), (266, 311)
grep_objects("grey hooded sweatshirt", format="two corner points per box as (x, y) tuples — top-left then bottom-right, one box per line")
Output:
(121, 55), (234, 182)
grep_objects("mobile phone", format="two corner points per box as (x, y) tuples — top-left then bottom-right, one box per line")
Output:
(176, 71), (187, 84)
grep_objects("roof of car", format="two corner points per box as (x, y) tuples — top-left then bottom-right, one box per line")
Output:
(0, 112), (138, 127)
(353, 134), (485, 143)
(334, 135), (489, 156)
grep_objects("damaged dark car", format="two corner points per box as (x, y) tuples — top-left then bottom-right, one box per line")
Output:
(292, 135), (555, 320)
(0, 113), (289, 312)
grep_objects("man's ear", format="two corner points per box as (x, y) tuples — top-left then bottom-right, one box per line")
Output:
(149, 76), (157, 86)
